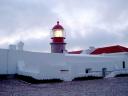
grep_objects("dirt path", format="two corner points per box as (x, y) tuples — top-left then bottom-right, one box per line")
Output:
(0, 77), (128, 96)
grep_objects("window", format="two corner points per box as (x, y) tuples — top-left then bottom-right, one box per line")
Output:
(85, 68), (91, 73)
(123, 61), (125, 69)
(53, 30), (63, 37)
(60, 70), (69, 72)
(102, 68), (107, 77)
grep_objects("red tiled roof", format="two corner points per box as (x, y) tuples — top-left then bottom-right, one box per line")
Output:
(68, 50), (83, 54)
(91, 45), (128, 55)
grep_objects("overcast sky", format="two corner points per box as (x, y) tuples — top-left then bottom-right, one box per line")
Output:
(0, 0), (128, 52)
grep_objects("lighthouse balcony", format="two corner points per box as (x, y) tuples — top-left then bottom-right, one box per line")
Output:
(51, 37), (65, 43)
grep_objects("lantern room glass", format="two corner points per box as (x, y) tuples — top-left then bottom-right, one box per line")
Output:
(52, 29), (65, 37)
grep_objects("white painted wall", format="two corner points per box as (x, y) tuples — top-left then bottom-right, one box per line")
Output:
(17, 51), (67, 80)
(65, 54), (123, 79)
(17, 52), (128, 81)
(7, 50), (18, 74)
(0, 49), (18, 74)
(0, 49), (8, 74)
(0, 47), (127, 81)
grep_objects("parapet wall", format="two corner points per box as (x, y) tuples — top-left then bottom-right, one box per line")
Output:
(0, 48), (128, 81)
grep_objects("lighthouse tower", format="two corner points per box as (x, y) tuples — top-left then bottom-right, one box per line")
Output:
(50, 21), (66, 53)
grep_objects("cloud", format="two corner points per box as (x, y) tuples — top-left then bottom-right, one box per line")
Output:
(0, 0), (57, 34)
(0, 0), (128, 52)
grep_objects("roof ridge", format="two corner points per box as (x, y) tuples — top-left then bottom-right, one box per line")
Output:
(91, 45), (128, 55)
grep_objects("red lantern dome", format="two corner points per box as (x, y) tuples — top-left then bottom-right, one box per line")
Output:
(52, 21), (64, 30)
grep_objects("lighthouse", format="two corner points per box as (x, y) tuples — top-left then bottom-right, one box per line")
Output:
(50, 21), (66, 53)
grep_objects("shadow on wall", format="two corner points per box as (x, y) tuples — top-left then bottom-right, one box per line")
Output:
(115, 74), (128, 77)
(0, 75), (8, 80)
(0, 73), (128, 84)
(73, 76), (103, 81)
(15, 75), (63, 84)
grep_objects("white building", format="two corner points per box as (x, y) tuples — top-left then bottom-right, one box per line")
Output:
(0, 43), (128, 81)
(0, 22), (128, 81)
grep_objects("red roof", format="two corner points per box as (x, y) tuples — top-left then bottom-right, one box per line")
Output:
(91, 45), (128, 55)
(68, 50), (83, 54)
(52, 21), (64, 30)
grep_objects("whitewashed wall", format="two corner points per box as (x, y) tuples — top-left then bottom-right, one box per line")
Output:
(0, 49), (18, 74)
(8, 50), (18, 74)
(0, 47), (127, 81)
(0, 49), (8, 74)
(65, 54), (123, 79)
(17, 51), (67, 80)
(18, 52), (128, 81)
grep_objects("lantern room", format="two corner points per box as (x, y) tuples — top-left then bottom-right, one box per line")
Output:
(52, 21), (65, 37)
(50, 21), (66, 53)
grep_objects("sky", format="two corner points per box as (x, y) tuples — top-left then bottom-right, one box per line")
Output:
(0, 0), (128, 52)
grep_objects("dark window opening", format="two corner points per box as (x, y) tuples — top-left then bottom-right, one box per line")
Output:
(102, 68), (107, 77)
(85, 68), (91, 73)
(61, 49), (63, 53)
(60, 70), (69, 72)
(102, 68), (107, 71)
(123, 61), (125, 69)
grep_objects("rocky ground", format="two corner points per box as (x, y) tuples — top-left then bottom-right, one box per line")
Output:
(0, 77), (128, 96)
